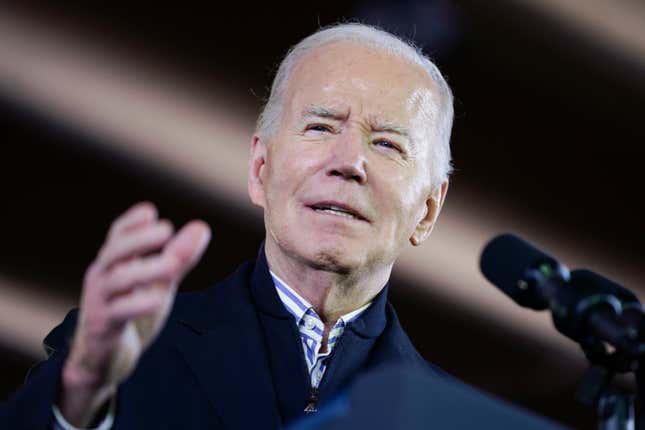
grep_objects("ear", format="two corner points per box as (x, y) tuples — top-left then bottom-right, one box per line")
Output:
(409, 180), (449, 246)
(248, 134), (267, 208)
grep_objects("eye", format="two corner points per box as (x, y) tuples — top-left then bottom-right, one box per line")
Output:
(305, 124), (334, 133)
(374, 139), (402, 153)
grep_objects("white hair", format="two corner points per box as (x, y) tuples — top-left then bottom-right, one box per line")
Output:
(256, 23), (454, 185)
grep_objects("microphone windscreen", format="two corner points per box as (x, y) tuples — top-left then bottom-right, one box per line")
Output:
(480, 233), (557, 308)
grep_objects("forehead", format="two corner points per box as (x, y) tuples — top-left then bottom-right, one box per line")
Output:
(285, 41), (440, 127)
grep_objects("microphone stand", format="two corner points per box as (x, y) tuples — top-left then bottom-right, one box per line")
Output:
(571, 308), (645, 430)
(576, 364), (635, 430)
(479, 235), (644, 429)
(533, 268), (645, 430)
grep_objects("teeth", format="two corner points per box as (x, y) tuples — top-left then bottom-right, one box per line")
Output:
(315, 207), (357, 219)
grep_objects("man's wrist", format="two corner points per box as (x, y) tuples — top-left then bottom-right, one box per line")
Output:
(62, 361), (99, 393)
(59, 357), (116, 427)
(53, 395), (116, 430)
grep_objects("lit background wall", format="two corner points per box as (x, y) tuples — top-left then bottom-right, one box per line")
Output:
(1, 2), (644, 428)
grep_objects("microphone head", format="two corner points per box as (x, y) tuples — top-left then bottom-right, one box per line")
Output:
(480, 233), (565, 309)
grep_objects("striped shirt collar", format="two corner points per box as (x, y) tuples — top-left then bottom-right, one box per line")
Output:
(269, 270), (370, 328)
(269, 269), (372, 388)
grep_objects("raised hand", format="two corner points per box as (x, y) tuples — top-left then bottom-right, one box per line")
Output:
(59, 202), (211, 427)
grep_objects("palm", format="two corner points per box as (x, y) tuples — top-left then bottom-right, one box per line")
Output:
(109, 282), (176, 383)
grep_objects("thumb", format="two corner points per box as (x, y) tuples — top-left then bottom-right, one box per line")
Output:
(163, 220), (211, 279)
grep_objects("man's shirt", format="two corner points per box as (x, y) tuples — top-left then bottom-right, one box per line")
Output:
(270, 270), (371, 388)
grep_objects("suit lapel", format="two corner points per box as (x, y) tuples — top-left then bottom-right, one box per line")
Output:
(176, 321), (280, 429)
(256, 314), (311, 422)
(250, 247), (312, 422)
(318, 284), (389, 400)
(173, 260), (282, 429)
(317, 329), (377, 402)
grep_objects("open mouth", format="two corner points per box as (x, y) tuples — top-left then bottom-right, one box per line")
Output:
(307, 202), (369, 222)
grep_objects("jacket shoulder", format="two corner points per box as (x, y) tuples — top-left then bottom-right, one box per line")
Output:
(382, 301), (451, 380)
(42, 308), (79, 357)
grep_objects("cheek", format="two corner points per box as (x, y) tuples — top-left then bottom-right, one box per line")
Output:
(264, 141), (324, 206)
(376, 171), (427, 234)
(401, 161), (433, 212)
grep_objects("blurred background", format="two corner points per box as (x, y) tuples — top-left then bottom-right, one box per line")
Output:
(1, 1), (643, 428)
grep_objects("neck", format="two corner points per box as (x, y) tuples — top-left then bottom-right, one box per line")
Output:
(264, 239), (392, 326)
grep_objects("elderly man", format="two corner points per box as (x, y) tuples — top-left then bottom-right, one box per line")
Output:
(5, 23), (452, 429)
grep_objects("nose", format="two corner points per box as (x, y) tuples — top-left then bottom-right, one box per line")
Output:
(326, 131), (368, 185)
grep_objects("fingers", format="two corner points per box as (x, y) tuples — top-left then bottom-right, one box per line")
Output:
(163, 220), (211, 278)
(96, 220), (174, 271)
(107, 286), (167, 324)
(95, 220), (209, 312)
(87, 202), (211, 324)
(108, 202), (157, 240)
(101, 253), (180, 300)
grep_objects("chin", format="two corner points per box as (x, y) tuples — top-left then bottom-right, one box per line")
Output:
(301, 239), (364, 275)
(270, 221), (367, 274)
(306, 250), (352, 274)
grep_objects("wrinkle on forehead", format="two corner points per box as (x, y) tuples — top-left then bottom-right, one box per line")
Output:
(286, 42), (440, 156)
(321, 78), (369, 93)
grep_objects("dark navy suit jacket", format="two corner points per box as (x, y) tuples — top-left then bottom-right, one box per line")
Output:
(3, 249), (445, 429)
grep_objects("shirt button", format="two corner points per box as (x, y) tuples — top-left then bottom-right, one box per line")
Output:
(304, 317), (316, 330)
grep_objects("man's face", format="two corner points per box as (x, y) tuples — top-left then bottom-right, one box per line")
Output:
(250, 42), (446, 274)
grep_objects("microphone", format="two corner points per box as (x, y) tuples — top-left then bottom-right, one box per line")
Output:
(480, 233), (569, 310)
(480, 234), (645, 362)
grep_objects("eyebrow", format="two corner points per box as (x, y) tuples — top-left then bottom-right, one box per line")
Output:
(370, 121), (411, 140)
(302, 105), (412, 141)
(302, 105), (349, 121)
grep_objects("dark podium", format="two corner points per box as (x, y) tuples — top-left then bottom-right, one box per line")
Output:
(289, 365), (569, 430)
